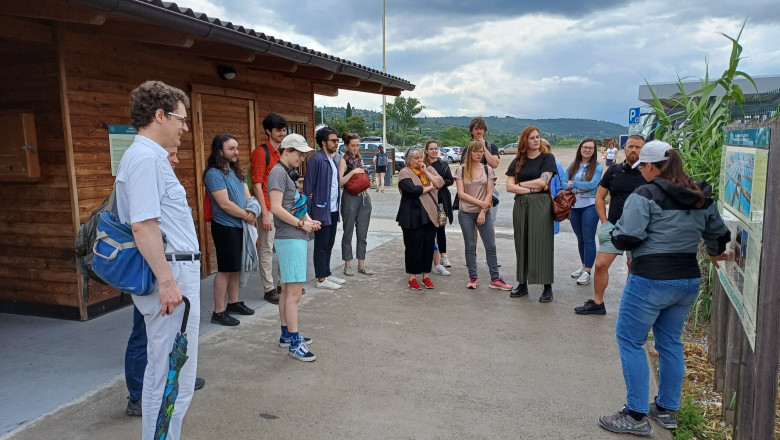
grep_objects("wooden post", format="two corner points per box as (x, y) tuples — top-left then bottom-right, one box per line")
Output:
(750, 119), (780, 440)
(733, 332), (754, 440)
(710, 279), (728, 392)
(722, 305), (743, 425)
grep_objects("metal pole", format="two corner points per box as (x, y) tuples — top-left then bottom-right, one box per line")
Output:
(382, 0), (387, 157)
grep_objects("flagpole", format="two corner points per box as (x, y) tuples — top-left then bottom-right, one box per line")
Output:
(382, 0), (387, 159)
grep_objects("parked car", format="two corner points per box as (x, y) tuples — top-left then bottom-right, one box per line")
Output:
(440, 147), (462, 163)
(394, 151), (405, 171)
(499, 143), (517, 155)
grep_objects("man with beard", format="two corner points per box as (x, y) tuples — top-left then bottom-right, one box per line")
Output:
(305, 126), (346, 290)
(204, 133), (256, 325)
(575, 135), (646, 315)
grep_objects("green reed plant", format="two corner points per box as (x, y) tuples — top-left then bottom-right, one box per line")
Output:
(644, 22), (756, 324)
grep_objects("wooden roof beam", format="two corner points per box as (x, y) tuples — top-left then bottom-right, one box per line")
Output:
(294, 65), (335, 81)
(3, 0), (107, 25)
(73, 21), (194, 48)
(250, 54), (299, 73)
(0, 16), (54, 44)
(188, 41), (256, 63)
(313, 83), (339, 97)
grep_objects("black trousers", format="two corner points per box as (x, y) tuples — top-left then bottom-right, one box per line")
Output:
(402, 222), (436, 275)
(313, 211), (339, 279)
(435, 224), (447, 254)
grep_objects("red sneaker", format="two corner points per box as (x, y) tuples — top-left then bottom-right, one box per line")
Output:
(422, 277), (434, 289)
(408, 279), (422, 290)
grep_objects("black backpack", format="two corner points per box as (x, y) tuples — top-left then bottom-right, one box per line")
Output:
(74, 189), (114, 300)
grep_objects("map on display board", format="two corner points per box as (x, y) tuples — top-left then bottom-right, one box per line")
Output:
(717, 127), (770, 350)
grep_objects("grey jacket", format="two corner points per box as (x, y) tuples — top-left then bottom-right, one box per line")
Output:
(611, 177), (730, 280)
(240, 196), (261, 288)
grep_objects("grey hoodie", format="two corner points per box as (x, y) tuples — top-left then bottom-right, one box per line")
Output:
(611, 177), (730, 280)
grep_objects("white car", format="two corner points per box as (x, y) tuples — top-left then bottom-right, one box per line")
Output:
(440, 147), (462, 163)
(394, 151), (405, 170)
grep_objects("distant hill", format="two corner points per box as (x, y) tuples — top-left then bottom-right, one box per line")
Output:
(419, 116), (627, 139)
(320, 106), (628, 139)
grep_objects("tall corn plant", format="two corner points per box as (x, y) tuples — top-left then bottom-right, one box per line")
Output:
(644, 23), (756, 325)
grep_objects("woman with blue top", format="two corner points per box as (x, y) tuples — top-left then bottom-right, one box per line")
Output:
(268, 134), (321, 362)
(598, 140), (731, 436)
(204, 134), (256, 326)
(566, 139), (603, 285)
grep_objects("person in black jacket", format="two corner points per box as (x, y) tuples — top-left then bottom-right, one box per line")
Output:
(423, 140), (454, 273)
(598, 141), (732, 436)
(396, 147), (444, 290)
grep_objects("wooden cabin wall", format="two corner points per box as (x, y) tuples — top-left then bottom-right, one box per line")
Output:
(59, 23), (316, 301)
(0, 39), (80, 313)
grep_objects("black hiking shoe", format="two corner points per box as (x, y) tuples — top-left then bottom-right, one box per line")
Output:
(574, 299), (606, 315)
(226, 301), (255, 315)
(211, 311), (240, 326)
(539, 285), (553, 303)
(648, 401), (677, 429)
(510, 283), (528, 298)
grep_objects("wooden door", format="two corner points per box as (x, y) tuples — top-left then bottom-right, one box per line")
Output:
(193, 91), (256, 277)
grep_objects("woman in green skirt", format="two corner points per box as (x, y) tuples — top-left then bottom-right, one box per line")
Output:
(505, 126), (558, 302)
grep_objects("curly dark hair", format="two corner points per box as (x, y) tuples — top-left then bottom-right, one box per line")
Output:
(129, 81), (190, 130)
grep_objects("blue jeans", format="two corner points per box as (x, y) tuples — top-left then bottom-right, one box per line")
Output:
(458, 210), (499, 280)
(125, 305), (146, 402)
(616, 274), (700, 413)
(570, 204), (599, 268)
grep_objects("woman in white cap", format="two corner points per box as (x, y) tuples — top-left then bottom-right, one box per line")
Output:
(598, 140), (732, 435)
(268, 134), (321, 362)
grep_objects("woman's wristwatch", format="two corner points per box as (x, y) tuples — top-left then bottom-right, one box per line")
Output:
(297, 219), (304, 229)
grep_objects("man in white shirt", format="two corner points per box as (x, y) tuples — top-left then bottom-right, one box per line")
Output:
(115, 80), (201, 440)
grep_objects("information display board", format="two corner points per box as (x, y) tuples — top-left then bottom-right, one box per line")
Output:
(717, 127), (770, 349)
(108, 125), (138, 176)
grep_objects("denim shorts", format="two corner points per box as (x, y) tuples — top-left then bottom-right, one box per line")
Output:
(274, 238), (308, 283)
(597, 221), (623, 255)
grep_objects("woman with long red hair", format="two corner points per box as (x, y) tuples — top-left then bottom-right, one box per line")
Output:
(505, 126), (558, 302)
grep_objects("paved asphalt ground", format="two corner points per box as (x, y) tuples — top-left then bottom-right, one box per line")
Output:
(2, 150), (672, 439)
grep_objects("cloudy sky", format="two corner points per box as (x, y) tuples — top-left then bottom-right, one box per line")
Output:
(184, 0), (780, 125)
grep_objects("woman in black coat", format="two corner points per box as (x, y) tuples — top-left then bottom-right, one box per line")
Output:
(396, 146), (444, 289)
(423, 140), (454, 273)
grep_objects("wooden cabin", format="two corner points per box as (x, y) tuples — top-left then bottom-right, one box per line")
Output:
(0, 0), (414, 320)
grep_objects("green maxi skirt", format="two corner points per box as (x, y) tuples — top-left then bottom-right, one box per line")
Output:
(512, 192), (554, 285)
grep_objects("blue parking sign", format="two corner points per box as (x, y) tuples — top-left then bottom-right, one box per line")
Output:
(629, 108), (640, 125)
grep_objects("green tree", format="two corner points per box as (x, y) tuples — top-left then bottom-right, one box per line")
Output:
(346, 102), (352, 119)
(314, 109), (322, 125)
(345, 116), (368, 136)
(386, 97), (424, 148)
(437, 126), (470, 147)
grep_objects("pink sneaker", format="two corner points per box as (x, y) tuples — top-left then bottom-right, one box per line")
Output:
(467, 276), (478, 289)
(489, 277), (512, 291)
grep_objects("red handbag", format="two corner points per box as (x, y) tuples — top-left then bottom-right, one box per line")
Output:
(203, 188), (213, 222)
(344, 172), (371, 195)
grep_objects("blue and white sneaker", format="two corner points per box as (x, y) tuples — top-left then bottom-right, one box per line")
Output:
(289, 341), (316, 362)
(279, 335), (313, 348)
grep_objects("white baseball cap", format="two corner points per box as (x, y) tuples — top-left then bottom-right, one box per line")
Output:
(280, 133), (314, 153)
(632, 140), (671, 169)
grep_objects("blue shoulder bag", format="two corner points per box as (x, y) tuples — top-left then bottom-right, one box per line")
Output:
(92, 186), (162, 295)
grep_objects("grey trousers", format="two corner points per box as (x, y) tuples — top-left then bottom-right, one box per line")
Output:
(340, 190), (372, 261)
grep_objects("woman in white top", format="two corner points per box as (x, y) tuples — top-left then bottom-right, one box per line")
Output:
(604, 141), (619, 166)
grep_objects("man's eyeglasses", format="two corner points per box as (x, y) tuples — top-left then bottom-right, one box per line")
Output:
(167, 112), (188, 126)
(327, 138), (339, 144)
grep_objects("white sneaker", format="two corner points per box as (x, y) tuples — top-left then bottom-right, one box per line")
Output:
(431, 264), (451, 276)
(316, 279), (342, 290)
(440, 255), (452, 268)
(576, 271), (592, 285)
(327, 275), (346, 285)
(571, 266), (584, 278)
